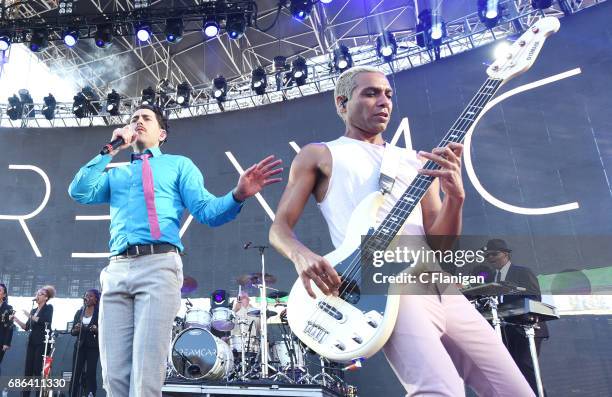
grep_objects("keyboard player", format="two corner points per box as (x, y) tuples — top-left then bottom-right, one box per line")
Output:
(483, 239), (549, 394)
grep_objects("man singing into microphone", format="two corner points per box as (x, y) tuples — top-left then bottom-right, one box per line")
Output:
(68, 104), (282, 397)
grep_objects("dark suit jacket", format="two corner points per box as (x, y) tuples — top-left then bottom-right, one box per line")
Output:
(502, 264), (549, 338)
(0, 301), (14, 347)
(71, 306), (99, 349)
(25, 304), (53, 345)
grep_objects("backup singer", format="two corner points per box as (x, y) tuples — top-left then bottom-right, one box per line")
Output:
(13, 285), (55, 397)
(0, 283), (14, 376)
(70, 289), (101, 397)
(269, 67), (534, 396)
(68, 104), (282, 397)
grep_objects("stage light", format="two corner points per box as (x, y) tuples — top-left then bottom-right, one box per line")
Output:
(0, 33), (11, 51)
(29, 28), (49, 52)
(203, 18), (220, 38)
(320, 0), (333, 3)
(333, 45), (352, 72)
(141, 86), (156, 105)
(72, 92), (88, 118)
(274, 56), (288, 72)
(42, 94), (56, 120)
(291, 56), (308, 86)
(63, 28), (79, 47)
(290, 0), (313, 21)
(478, 0), (502, 29)
(165, 18), (183, 43)
(176, 82), (191, 106)
(58, 0), (74, 15)
(251, 67), (267, 95)
(212, 76), (227, 101)
(135, 22), (152, 42)
(376, 31), (397, 62)
(106, 89), (121, 115)
(493, 41), (511, 61)
(531, 0), (553, 9)
(6, 95), (22, 120)
(416, 9), (446, 48)
(227, 14), (246, 40)
(18, 89), (34, 118)
(95, 24), (113, 48)
(210, 289), (228, 309)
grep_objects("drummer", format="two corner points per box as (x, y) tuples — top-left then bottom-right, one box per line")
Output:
(231, 291), (260, 340)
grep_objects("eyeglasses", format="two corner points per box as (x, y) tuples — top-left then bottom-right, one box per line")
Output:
(484, 251), (501, 257)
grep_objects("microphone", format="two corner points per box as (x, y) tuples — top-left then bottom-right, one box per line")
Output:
(243, 241), (252, 250)
(32, 298), (36, 302)
(100, 137), (126, 155)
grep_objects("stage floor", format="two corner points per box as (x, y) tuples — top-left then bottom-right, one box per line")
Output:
(162, 379), (344, 396)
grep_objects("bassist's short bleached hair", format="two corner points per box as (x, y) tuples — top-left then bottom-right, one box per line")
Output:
(333, 66), (384, 121)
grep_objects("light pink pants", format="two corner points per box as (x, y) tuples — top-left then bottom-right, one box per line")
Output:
(383, 291), (535, 397)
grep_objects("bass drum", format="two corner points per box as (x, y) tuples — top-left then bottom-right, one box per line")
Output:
(171, 327), (234, 380)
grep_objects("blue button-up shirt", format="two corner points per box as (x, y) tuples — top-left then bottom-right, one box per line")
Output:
(68, 147), (243, 255)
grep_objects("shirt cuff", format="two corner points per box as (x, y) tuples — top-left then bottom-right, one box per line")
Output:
(226, 190), (245, 210)
(85, 154), (113, 171)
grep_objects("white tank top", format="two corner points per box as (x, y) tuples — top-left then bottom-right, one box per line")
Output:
(318, 136), (425, 248)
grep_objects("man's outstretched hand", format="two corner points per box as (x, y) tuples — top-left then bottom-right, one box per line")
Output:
(233, 155), (283, 201)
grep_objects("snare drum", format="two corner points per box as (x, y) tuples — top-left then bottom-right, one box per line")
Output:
(229, 334), (260, 354)
(270, 340), (305, 370)
(211, 307), (235, 331)
(185, 309), (212, 329)
(170, 327), (234, 380)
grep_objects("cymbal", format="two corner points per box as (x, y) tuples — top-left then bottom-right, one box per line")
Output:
(181, 276), (198, 295)
(247, 309), (277, 318)
(267, 290), (288, 300)
(237, 272), (277, 286)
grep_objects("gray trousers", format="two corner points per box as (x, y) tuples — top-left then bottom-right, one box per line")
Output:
(99, 252), (183, 397)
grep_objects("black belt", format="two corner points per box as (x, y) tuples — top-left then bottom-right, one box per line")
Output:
(113, 243), (179, 259)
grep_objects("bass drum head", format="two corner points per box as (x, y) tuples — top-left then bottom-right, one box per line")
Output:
(171, 327), (233, 380)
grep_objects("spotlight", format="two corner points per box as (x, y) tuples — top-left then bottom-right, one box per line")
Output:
(203, 18), (220, 38)
(291, 56), (308, 86)
(531, 0), (553, 9)
(95, 24), (113, 48)
(18, 89), (34, 118)
(226, 14), (246, 40)
(333, 45), (352, 72)
(274, 56), (288, 72)
(493, 41), (511, 61)
(29, 28), (49, 52)
(416, 9), (446, 48)
(6, 95), (22, 120)
(0, 33), (11, 51)
(63, 28), (79, 47)
(210, 289), (228, 309)
(290, 0), (313, 21)
(42, 94), (56, 120)
(106, 89), (121, 115)
(176, 82), (191, 106)
(212, 76), (227, 101)
(320, 0), (333, 3)
(72, 92), (89, 118)
(141, 86), (156, 105)
(376, 31), (397, 62)
(251, 67), (267, 95)
(478, 0), (502, 29)
(165, 18), (183, 43)
(135, 22), (152, 42)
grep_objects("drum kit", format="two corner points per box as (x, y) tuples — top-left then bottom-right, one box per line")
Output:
(167, 272), (317, 384)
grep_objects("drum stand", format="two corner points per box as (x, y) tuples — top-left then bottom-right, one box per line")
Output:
(312, 357), (336, 388)
(250, 245), (276, 378)
(522, 323), (545, 397)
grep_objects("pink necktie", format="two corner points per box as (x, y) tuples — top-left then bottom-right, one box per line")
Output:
(141, 154), (161, 240)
